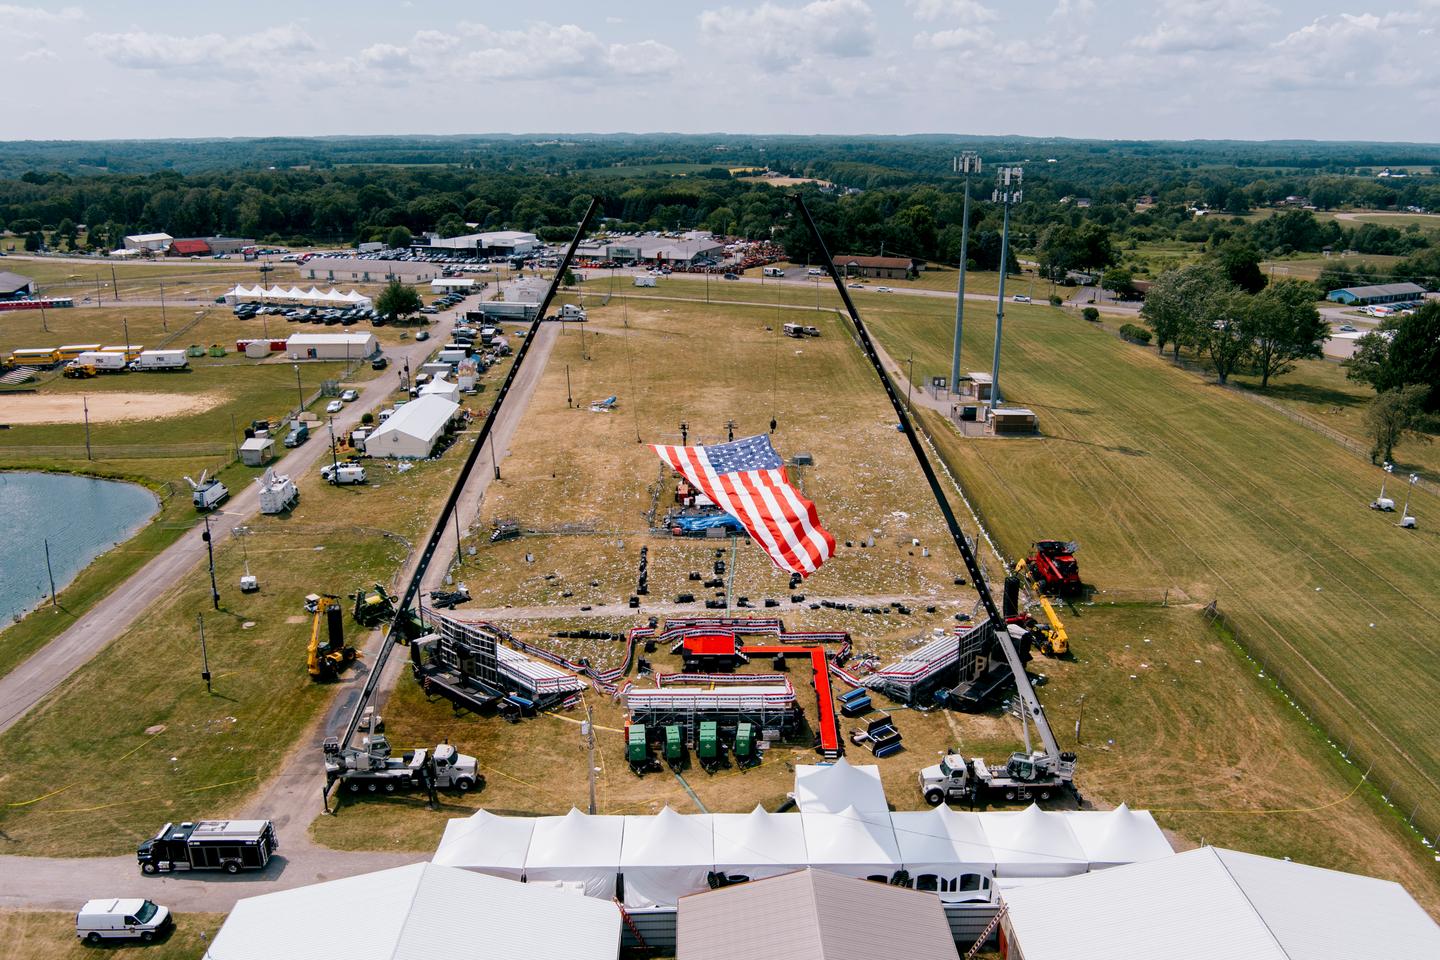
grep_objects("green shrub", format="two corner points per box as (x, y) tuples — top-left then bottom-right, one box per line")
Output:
(1081, 306), (1100, 322)
(1120, 323), (1152, 344)
(1049, 294), (1063, 307)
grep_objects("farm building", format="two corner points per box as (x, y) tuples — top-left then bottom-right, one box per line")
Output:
(302, 259), (446, 283)
(1326, 282), (1427, 305)
(998, 845), (1440, 960)
(202, 862), (622, 960)
(0, 270), (36, 301)
(833, 255), (922, 280)
(677, 868), (959, 960)
(167, 238), (211, 257)
(365, 394), (460, 458)
(285, 332), (378, 361)
(123, 232), (172, 252)
(417, 230), (541, 257)
(202, 236), (256, 255)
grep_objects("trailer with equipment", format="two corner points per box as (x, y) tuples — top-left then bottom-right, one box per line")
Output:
(185, 471), (229, 511)
(350, 583), (397, 626)
(322, 729), (479, 794)
(136, 820), (277, 875)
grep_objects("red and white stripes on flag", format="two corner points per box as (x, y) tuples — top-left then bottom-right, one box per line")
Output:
(653, 434), (836, 577)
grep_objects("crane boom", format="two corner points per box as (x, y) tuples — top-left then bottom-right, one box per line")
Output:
(789, 194), (1067, 768)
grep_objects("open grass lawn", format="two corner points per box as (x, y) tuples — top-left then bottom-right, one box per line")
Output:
(0, 427), (478, 856)
(1261, 253), (1405, 281)
(0, 911), (226, 960)
(15, 258), (305, 303)
(855, 297), (1440, 853)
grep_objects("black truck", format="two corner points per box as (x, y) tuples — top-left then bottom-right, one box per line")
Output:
(137, 819), (278, 875)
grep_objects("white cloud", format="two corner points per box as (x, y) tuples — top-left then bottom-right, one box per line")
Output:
(0, 4), (83, 23)
(1252, 10), (1440, 90)
(88, 25), (319, 75)
(1132, 0), (1276, 53)
(453, 22), (679, 80)
(1049, 0), (1095, 22)
(907, 0), (997, 22)
(19, 46), (57, 62)
(698, 0), (878, 71)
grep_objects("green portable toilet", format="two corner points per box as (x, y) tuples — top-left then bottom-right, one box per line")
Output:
(698, 721), (720, 761)
(734, 722), (755, 760)
(627, 724), (648, 763)
(665, 725), (683, 762)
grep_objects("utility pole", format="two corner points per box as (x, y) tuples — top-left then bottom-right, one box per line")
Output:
(490, 438), (500, 481)
(197, 613), (212, 694)
(159, 281), (168, 331)
(202, 513), (220, 610)
(906, 351), (915, 409)
(565, 364), (572, 408)
(110, 264), (120, 302)
(122, 316), (130, 358)
(453, 506), (464, 569)
(582, 703), (598, 815)
(43, 538), (58, 609)
(327, 416), (340, 477)
(680, 420), (688, 446)
(82, 395), (92, 460)
(990, 166), (1024, 410)
(293, 363), (303, 415)
(950, 152), (981, 391)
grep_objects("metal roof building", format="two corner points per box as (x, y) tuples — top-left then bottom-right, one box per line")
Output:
(204, 862), (622, 960)
(0, 270), (35, 300)
(1326, 281), (1427, 305)
(285, 331), (378, 360)
(678, 868), (960, 960)
(1000, 846), (1440, 960)
(123, 232), (172, 251)
(421, 230), (541, 256)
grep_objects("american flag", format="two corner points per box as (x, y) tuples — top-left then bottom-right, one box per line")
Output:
(653, 434), (836, 577)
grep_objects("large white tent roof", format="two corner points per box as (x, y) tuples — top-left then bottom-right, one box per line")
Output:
(367, 395), (459, 448)
(979, 805), (1088, 878)
(432, 809), (534, 879)
(712, 805), (810, 879)
(793, 758), (889, 814)
(203, 862), (620, 960)
(801, 805), (902, 878)
(525, 808), (626, 898)
(1001, 846), (1440, 960)
(619, 807), (715, 908)
(891, 805), (996, 875)
(224, 284), (372, 306)
(1063, 804), (1174, 869)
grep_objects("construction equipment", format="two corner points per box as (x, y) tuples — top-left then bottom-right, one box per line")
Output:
(63, 362), (97, 379)
(428, 584), (471, 610)
(307, 594), (358, 681)
(1013, 559), (1070, 656)
(1025, 540), (1081, 595)
(322, 730), (479, 794)
(350, 583), (396, 627)
(185, 471), (229, 511)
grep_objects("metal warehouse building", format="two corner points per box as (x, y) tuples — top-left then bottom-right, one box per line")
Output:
(285, 332), (378, 360)
(1326, 281), (1427, 305)
(303, 259), (446, 283)
(417, 230), (541, 257)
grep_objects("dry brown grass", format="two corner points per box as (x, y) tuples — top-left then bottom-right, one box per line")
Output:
(0, 911), (226, 960)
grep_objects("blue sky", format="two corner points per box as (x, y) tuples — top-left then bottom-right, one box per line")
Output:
(5, 0), (1438, 141)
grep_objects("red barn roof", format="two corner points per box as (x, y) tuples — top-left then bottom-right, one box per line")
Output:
(170, 239), (211, 256)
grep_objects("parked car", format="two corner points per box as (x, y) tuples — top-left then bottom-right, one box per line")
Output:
(1338, 323), (1357, 332)
(77, 898), (172, 944)
(371, 356), (388, 370)
(723, 272), (740, 280)
(876, 286), (891, 293)
(341, 389), (359, 402)
(1013, 294), (1032, 303)
(415, 330), (430, 341)
(326, 399), (344, 414)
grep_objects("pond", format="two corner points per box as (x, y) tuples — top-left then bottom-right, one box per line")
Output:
(0, 471), (160, 626)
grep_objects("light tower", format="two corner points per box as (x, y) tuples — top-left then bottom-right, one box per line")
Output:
(989, 165), (1023, 410)
(950, 151), (981, 392)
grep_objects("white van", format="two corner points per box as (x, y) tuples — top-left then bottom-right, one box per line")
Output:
(763, 266), (785, 277)
(77, 898), (172, 943)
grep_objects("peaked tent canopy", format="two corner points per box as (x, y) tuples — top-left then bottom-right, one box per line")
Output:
(619, 807), (715, 908)
(891, 805), (997, 899)
(793, 758), (889, 814)
(979, 804), (1088, 879)
(525, 808), (626, 898)
(711, 805), (810, 882)
(432, 810), (535, 880)
(801, 805), (902, 880)
(1063, 804), (1173, 870)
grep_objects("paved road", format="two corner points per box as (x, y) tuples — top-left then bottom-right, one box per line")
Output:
(0, 311), (459, 735)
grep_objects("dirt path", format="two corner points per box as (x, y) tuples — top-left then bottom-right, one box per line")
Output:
(0, 314), (457, 735)
(0, 390), (225, 425)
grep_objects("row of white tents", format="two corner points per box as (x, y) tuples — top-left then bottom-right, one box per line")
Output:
(224, 284), (373, 307)
(433, 761), (1173, 911)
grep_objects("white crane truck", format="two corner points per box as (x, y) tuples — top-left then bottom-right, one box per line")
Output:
(322, 732), (479, 794)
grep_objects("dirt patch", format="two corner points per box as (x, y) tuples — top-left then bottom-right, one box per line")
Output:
(0, 391), (224, 424)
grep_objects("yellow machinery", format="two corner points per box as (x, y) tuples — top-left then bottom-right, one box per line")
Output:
(63, 363), (97, 379)
(1015, 560), (1070, 656)
(307, 594), (359, 680)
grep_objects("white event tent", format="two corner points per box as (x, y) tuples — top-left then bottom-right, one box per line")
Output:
(1061, 804), (1174, 869)
(801, 804), (903, 881)
(890, 805), (998, 901)
(432, 809), (535, 880)
(525, 808), (626, 898)
(792, 757), (889, 814)
(225, 283), (372, 308)
(618, 807), (715, 909)
(711, 805), (810, 883)
(979, 804), (1089, 879)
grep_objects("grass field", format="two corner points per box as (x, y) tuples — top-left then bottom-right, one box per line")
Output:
(0, 911), (225, 960)
(856, 295), (1440, 843)
(1261, 253), (1405, 281)
(13, 257), (297, 302)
